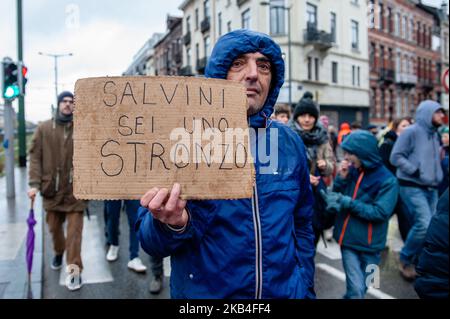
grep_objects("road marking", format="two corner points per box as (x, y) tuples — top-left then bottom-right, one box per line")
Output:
(316, 263), (396, 299)
(0, 223), (27, 261)
(59, 216), (113, 286)
(316, 238), (342, 260)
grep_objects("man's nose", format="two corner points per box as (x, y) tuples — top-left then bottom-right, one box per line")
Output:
(245, 62), (258, 81)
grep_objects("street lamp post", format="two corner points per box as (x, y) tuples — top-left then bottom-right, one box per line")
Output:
(38, 52), (73, 109)
(260, 2), (292, 107)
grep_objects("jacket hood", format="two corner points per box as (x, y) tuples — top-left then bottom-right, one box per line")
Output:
(205, 29), (285, 128)
(341, 130), (382, 169)
(340, 123), (350, 131)
(415, 100), (444, 132)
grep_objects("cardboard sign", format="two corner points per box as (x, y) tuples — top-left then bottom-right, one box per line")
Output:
(73, 76), (254, 200)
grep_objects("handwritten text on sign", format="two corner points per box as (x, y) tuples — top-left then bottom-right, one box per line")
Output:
(73, 76), (254, 200)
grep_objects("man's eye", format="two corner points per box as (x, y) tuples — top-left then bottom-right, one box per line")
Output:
(232, 60), (244, 68)
(258, 63), (271, 71)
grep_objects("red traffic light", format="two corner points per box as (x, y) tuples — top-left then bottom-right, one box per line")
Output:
(22, 65), (28, 77)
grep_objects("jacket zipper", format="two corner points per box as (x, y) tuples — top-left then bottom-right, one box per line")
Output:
(251, 183), (263, 299)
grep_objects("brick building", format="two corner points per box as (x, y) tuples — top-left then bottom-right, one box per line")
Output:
(368, 0), (442, 125)
(154, 15), (183, 76)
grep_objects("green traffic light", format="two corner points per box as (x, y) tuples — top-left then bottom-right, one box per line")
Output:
(4, 84), (20, 99)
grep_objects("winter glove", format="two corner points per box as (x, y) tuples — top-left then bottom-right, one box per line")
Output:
(320, 190), (352, 214)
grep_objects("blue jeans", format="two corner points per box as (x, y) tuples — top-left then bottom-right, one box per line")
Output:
(106, 200), (141, 260)
(399, 186), (438, 266)
(341, 248), (381, 299)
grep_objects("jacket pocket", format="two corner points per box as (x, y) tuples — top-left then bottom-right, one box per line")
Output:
(41, 175), (57, 198)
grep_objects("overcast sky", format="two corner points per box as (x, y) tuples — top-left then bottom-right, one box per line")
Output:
(0, 0), (447, 123)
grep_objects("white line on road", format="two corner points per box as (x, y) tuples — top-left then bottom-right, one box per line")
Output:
(316, 263), (396, 299)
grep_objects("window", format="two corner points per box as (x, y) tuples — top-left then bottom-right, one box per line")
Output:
(368, 0), (375, 29)
(270, 0), (286, 35)
(330, 12), (337, 42)
(380, 89), (385, 117)
(241, 9), (251, 29)
(204, 36), (210, 57)
(417, 21), (421, 45)
(388, 48), (393, 69)
(186, 48), (191, 66)
(395, 13), (401, 37)
(227, 21), (232, 32)
(195, 43), (200, 62)
(186, 16), (191, 32)
(306, 3), (317, 30)
(388, 8), (393, 33)
(410, 19), (414, 42)
(396, 52), (401, 73)
(204, 0), (210, 20)
(403, 16), (408, 39)
(380, 45), (385, 69)
(351, 20), (359, 49)
(332, 62), (338, 84)
(370, 42), (376, 70)
(396, 93), (402, 117)
(418, 57), (422, 79)
(314, 58), (319, 81)
(357, 66), (361, 86)
(352, 65), (356, 86)
(195, 8), (199, 30)
(370, 88), (376, 117)
(218, 12), (222, 36)
(307, 57), (312, 80)
(378, 3), (384, 31)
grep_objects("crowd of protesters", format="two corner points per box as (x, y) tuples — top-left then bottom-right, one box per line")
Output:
(27, 30), (448, 299)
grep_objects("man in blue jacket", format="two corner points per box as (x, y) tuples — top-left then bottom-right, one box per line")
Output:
(390, 100), (445, 281)
(321, 131), (398, 299)
(136, 30), (315, 299)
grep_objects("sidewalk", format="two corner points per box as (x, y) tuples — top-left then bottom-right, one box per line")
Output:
(0, 167), (43, 299)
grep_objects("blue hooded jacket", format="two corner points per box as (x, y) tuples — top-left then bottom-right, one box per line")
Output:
(333, 131), (399, 253)
(136, 30), (315, 299)
(390, 100), (444, 187)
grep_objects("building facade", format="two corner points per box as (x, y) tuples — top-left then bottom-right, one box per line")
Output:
(179, 0), (370, 127)
(124, 33), (163, 76)
(368, 0), (446, 125)
(154, 16), (183, 76)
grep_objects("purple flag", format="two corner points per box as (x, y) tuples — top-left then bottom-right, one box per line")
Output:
(26, 209), (36, 275)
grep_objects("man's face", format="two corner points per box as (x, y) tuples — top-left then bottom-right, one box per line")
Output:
(442, 132), (449, 147)
(344, 151), (361, 169)
(226, 52), (272, 116)
(59, 96), (74, 116)
(369, 128), (378, 136)
(432, 109), (445, 127)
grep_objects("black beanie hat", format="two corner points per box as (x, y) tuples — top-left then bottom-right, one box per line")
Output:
(57, 91), (74, 105)
(293, 92), (319, 121)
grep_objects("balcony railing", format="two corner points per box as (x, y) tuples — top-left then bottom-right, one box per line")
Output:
(179, 66), (193, 76)
(303, 27), (333, 50)
(395, 72), (417, 86)
(201, 18), (210, 33)
(379, 68), (395, 83)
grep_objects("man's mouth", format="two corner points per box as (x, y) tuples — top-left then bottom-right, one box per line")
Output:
(246, 88), (259, 95)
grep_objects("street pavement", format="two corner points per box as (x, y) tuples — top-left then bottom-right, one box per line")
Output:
(1, 169), (419, 299)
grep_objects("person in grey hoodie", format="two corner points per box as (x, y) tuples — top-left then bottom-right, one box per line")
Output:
(390, 100), (446, 281)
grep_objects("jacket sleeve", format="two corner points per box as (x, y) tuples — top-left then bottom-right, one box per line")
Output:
(390, 130), (418, 175)
(346, 177), (399, 223)
(379, 142), (393, 169)
(294, 140), (316, 299)
(28, 125), (43, 190)
(136, 200), (218, 259)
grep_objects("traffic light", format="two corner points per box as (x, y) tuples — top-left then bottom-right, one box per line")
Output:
(1, 58), (20, 100)
(19, 63), (28, 95)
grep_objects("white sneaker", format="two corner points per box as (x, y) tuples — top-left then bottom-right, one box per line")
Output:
(106, 245), (119, 262)
(127, 257), (147, 273)
(66, 274), (82, 291)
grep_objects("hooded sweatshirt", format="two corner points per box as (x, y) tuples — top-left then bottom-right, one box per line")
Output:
(333, 131), (399, 253)
(390, 100), (444, 187)
(137, 30), (315, 299)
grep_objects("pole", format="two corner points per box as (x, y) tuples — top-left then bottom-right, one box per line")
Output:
(4, 100), (16, 198)
(54, 56), (58, 106)
(17, 0), (27, 167)
(287, 6), (292, 107)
